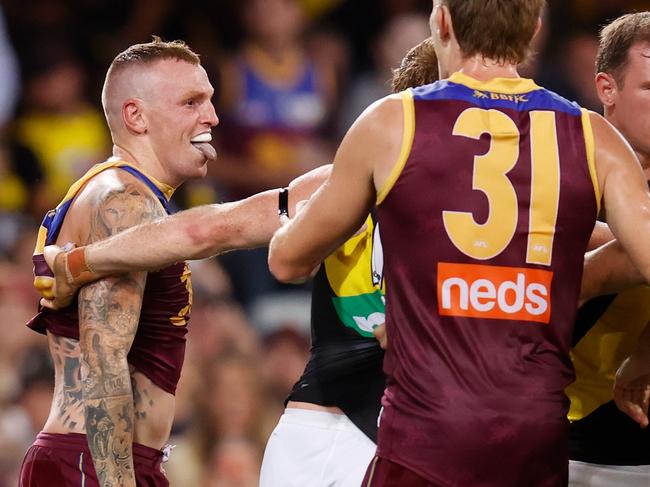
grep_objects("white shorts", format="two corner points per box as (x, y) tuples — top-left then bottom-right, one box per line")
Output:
(569, 460), (650, 486)
(260, 408), (377, 487)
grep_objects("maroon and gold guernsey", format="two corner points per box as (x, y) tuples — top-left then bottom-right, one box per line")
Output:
(375, 73), (598, 486)
(29, 159), (192, 395)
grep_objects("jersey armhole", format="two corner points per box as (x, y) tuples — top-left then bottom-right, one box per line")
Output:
(376, 90), (415, 205)
(581, 108), (601, 216)
(33, 160), (118, 254)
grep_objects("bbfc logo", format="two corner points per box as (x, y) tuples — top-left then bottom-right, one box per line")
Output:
(437, 262), (553, 324)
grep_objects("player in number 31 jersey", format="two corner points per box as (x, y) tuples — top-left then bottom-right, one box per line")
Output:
(374, 73), (597, 486)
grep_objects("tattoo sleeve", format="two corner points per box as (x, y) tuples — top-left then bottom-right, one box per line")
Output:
(78, 181), (164, 487)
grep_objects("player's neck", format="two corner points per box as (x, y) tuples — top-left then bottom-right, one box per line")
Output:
(111, 144), (178, 189)
(451, 56), (521, 82)
(629, 141), (648, 173)
(605, 109), (649, 171)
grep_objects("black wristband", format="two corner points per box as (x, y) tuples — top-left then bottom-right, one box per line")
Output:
(278, 187), (289, 219)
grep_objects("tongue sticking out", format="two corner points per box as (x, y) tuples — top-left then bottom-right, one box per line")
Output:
(193, 142), (217, 160)
(190, 133), (217, 160)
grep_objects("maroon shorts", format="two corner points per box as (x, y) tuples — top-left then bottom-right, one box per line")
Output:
(363, 456), (443, 487)
(19, 432), (168, 487)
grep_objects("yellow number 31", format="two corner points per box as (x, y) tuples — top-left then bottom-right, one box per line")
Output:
(443, 108), (560, 266)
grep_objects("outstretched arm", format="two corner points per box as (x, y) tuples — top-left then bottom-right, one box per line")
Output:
(70, 165), (328, 272)
(580, 239), (645, 302)
(592, 111), (650, 284)
(41, 165), (330, 308)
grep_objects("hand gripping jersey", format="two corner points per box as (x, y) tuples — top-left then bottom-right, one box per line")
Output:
(288, 213), (385, 442)
(28, 158), (192, 395)
(568, 285), (650, 465)
(375, 73), (599, 486)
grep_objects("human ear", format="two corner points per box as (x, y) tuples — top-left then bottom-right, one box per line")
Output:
(595, 72), (618, 108)
(122, 99), (147, 135)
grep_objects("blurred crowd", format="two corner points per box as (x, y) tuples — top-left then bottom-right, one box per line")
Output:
(0, 0), (646, 485)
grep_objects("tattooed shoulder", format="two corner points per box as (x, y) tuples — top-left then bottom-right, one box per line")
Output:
(85, 174), (166, 243)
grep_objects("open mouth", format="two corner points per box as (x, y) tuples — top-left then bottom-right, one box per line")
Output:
(190, 132), (217, 160)
(190, 132), (212, 144)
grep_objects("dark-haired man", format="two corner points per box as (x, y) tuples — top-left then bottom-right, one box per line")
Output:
(568, 12), (650, 487)
(268, 1), (650, 485)
(20, 38), (218, 487)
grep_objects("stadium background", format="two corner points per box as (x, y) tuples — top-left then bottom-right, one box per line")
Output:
(0, 0), (647, 485)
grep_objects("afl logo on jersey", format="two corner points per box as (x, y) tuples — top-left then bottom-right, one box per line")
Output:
(437, 262), (552, 324)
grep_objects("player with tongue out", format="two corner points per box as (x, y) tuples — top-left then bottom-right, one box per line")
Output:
(22, 37), (218, 487)
(191, 131), (217, 160)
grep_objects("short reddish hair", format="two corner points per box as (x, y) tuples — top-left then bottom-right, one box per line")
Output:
(109, 36), (200, 75)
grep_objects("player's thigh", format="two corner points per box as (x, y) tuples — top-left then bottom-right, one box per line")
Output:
(260, 409), (375, 487)
(260, 416), (332, 486)
(569, 460), (650, 487)
(321, 420), (376, 487)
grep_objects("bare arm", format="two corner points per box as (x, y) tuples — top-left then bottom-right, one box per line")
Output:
(590, 112), (650, 426)
(80, 275), (144, 487)
(614, 322), (650, 428)
(40, 165), (330, 308)
(82, 165), (330, 273)
(586, 220), (614, 251)
(581, 239), (645, 302)
(593, 111), (650, 283)
(77, 177), (164, 487)
(269, 95), (404, 282)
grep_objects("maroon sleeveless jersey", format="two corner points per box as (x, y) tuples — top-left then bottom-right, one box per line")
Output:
(28, 160), (192, 395)
(375, 73), (598, 486)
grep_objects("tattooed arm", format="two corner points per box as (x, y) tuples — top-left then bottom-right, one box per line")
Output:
(76, 173), (165, 487)
(83, 163), (329, 268)
(38, 165), (331, 310)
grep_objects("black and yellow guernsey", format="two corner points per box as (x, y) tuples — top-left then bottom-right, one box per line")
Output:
(287, 213), (385, 443)
(568, 285), (650, 465)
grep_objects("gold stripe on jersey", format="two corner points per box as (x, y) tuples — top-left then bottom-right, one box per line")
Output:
(376, 90), (415, 205)
(527, 111), (560, 266)
(447, 71), (540, 94)
(580, 109), (600, 216)
(567, 286), (650, 421)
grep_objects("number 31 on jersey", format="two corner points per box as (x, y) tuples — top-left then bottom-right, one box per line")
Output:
(443, 108), (560, 266)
